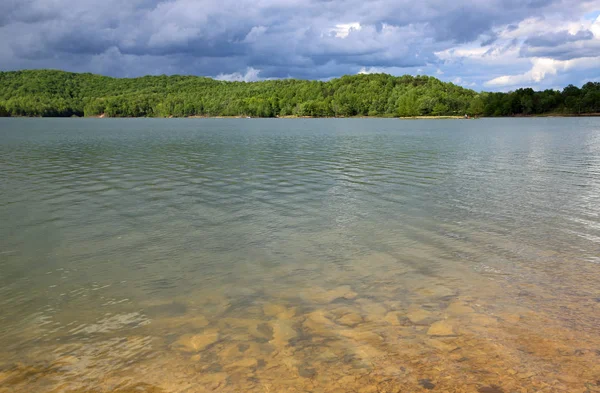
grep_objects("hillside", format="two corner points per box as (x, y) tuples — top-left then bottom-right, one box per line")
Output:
(0, 70), (598, 118)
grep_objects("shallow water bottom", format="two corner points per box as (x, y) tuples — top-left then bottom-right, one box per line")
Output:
(1, 249), (599, 393)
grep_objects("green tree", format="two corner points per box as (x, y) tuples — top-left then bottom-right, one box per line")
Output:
(0, 103), (9, 117)
(468, 94), (485, 116)
(397, 90), (419, 117)
(431, 102), (449, 116)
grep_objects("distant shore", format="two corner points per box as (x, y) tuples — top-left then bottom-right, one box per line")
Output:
(3, 113), (599, 119)
(506, 112), (600, 118)
(3, 70), (599, 119)
(82, 113), (600, 119)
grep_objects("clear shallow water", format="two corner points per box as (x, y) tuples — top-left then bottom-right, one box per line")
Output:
(0, 118), (599, 393)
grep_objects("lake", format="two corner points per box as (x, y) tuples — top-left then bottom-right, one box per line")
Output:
(0, 118), (599, 392)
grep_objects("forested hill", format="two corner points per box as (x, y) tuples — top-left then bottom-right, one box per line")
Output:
(0, 69), (598, 118)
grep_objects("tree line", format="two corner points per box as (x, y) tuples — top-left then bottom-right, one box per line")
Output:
(0, 70), (598, 118)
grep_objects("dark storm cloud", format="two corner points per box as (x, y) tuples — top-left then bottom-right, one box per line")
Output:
(525, 30), (594, 47)
(519, 29), (598, 60)
(0, 0), (596, 84)
(0, 0), (59, 27)
(431, 8), (496, 43)
(520, 41), (600, 60)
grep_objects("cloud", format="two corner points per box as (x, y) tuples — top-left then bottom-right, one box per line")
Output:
(0, 0), (598, 90)
(451, 77), (476, 87)
(520, 41), (600, 60)
(484, 56), (600, 87)
(485, 58), (562, 87)
(519, 27), (599, 60)
(215, 67), (262, 82)
(331, 23), (362, 38)
(524, 29), (594, 47)
(442, 10), (600, 89)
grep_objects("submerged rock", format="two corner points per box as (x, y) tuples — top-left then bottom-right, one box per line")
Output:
(270, 320), (297, 348)
(352, 343), (385, 361)
(428, 338), (459, 352)
(499, 313), (521, 324)
(171, 329), (219, 352)
(218, 343), (245, 361)
(416, 284), (457, 300)
(445, 301), (474, 316)
(356, 299), (387, 319)
(339, 329), (383, 343)
(427, 320), (455, 336)
(263, 303), (295, 319)
(419, 379), (436, 390)
(406, 308), (433, 324)
(303, 310), (337, 336)
(337, 312), (363, 326)
(383, 311), (402, 326)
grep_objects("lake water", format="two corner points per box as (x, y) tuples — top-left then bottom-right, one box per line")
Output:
(0, 118), (599, 393)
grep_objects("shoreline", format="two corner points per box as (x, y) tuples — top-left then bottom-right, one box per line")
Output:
(2, 113), (600, 119)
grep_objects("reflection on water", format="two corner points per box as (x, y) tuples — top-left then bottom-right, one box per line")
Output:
(1, 118), (599, 392)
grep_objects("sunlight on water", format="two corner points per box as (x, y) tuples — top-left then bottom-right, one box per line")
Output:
(0, 118), (599, 392)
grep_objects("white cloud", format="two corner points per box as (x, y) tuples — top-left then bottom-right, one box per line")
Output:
(358, 66), (384, 74)
(330, 22), (361, 38)
(591, 14), (600, 37)
(215, 67), (262, 82)
(484, 56), (600, 87)
(435, 46), (488, 61)
(485, 58), (560, 86)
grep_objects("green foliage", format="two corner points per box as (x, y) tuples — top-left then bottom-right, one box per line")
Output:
(0, 70), (598, 118)
(468, 94), (485, 116)
(480, 84), (600, 116)
(397, 90), (419, 117)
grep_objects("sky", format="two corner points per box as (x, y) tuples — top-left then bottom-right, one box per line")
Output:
(0, 0), (599, 91)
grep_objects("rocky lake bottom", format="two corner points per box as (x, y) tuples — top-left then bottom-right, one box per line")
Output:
(1, 247), (599, 393)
